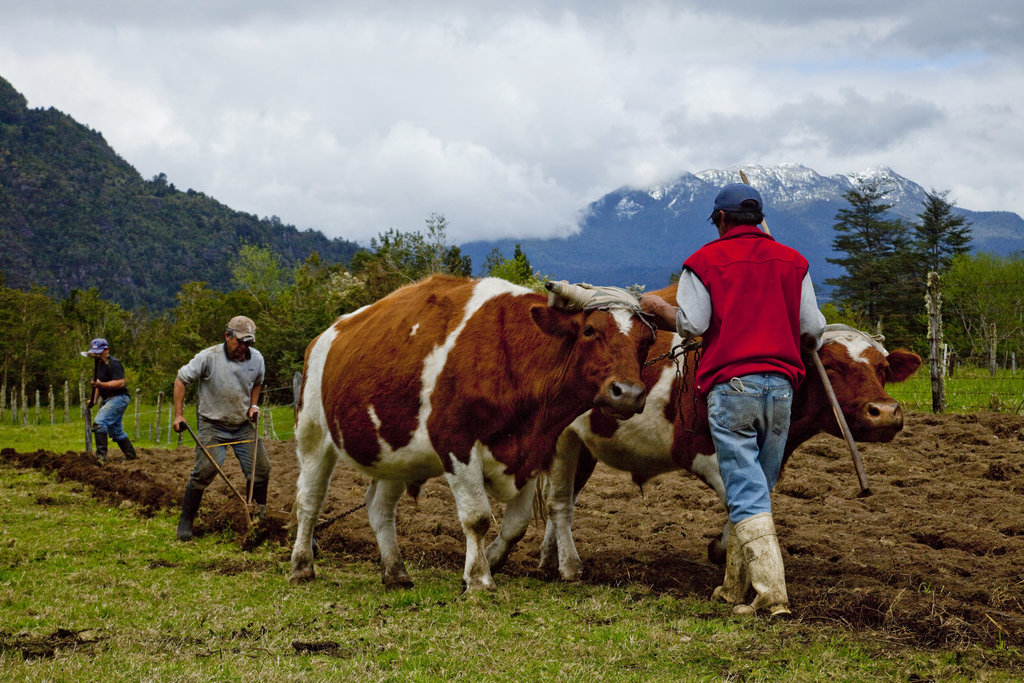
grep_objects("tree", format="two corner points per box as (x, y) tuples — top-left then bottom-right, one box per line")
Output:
(826, 178), (918, 341)
(483, 244), (544, 289)
(0, 285), (64, 394)
(350, 213), (472, 300)
(943, 252), (1024, 369)
(230, 243), (291, 314)
(911, 189), (972, 274)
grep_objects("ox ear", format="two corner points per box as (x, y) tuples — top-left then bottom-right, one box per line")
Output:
(530, 304), (580, 338)
(885, 349), (922, 383)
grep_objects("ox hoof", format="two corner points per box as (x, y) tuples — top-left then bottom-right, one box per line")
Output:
(383, 568), (414, 591)
(558, 568), (583, 583)
(707, 538), (727, 566)
(731, 603), (791, 619)
(462, 579), (497, 593)
(288, 567), (316, 585)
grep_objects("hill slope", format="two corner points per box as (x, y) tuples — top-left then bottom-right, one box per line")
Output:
(0, 76), (360, 310)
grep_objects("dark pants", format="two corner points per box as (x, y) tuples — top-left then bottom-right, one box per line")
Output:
(186, 418), (270, 491)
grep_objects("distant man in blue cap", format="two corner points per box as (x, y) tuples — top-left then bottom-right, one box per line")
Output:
(641, 182), (826, 618)
(81, 338), (137, 463)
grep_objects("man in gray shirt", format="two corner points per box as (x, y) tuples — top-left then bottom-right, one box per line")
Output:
(172, 315), (270, 541)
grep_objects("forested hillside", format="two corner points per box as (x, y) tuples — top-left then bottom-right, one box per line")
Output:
(0, 77), (360, 310)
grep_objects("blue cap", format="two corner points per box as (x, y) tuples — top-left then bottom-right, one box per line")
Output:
(81, 338), (109, 358)
(711, 183), (763, 218)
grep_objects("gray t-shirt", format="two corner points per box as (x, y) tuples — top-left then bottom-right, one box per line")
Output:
(177, 344), (265, 426)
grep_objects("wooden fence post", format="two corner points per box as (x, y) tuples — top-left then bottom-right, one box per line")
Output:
(1, 384), (6, 422)
(35, 389), (40, 425)
(156, 391), (163, 444)
(135, 388), (141, 440)
(926, 272), (946, 414)
(64, 381), (69, 423)
(22, 386), (28, 427)
(48, 386), (54, 425)
(989, 323), (998, 377)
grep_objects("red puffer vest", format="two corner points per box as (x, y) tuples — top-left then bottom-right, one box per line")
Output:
(683, 225), (808, 396)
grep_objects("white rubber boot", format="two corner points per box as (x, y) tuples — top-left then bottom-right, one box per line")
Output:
(731, 513), (791, 618)
(711, 527), (749, 605)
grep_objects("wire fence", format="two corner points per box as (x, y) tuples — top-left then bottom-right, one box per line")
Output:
(0, 379), (301, 445)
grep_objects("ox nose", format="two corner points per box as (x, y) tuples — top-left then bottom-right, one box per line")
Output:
(604, 381), (647, 416)
(864, 400), (903, 429)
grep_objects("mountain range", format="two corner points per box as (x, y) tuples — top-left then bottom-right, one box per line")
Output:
(3, 72), (1022, 309)
(461, 163), (1024, 295)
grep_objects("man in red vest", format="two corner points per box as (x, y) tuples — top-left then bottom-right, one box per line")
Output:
(641, 182), (826, 618)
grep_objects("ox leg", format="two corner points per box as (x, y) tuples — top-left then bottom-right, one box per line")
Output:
(540, 431), (586, 581)
(365, 479), (414, 590)
(692, 452), (731, 566)
(445, 452), (497, 592)
(485, 478), (537, 573)
(289, 441), (339, 585)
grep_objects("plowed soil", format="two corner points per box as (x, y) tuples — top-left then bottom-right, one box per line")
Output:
(3, 410), (1023, 650)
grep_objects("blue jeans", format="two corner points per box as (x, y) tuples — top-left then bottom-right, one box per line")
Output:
(187, 418), (270, 491)
(93, 394), (130, 442)
(707, 373), (793, 524)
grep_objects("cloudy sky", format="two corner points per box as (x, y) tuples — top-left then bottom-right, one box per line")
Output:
(2, 1), (1022, 245)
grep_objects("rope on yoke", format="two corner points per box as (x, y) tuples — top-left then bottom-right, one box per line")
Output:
(643, 337), (703, 434)
(545, 280), (659, 340)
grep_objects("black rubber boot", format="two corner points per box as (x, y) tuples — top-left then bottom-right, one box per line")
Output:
(251, 480), (268, 506)
(251, 481), (268, 523)
(93, 429), (108, 464)
(176, 487), (204, 542)
(115, 437), (138, 460)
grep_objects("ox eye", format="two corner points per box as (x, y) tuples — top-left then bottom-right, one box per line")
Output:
(582, 324), (596, 337)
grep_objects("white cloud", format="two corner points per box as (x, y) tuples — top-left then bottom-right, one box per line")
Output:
(2, 1), (1022, 245)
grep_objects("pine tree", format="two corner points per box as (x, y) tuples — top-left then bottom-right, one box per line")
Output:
(826, 178), (920, 343)
(912, 189), (972, 274)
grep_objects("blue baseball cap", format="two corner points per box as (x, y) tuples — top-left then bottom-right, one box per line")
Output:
(709, 183), (763, 221)
(81, 338), (109, 357)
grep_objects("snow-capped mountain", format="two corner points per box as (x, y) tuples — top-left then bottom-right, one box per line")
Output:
(461, 163), (1024, 295)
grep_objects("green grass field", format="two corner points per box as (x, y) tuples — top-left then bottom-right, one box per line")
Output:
(0, 402), (295, 454)
(1, 464), (1016, 681)
(885, 366), (1024, 414)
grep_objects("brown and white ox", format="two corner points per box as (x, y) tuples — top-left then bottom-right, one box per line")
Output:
(538, 283), (922, 580)
(289, 274), (654, 591)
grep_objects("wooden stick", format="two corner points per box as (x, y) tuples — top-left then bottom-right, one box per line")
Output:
(738, 169), (869, 495)
(811, 351), (872, 495)
(180, 422), (254, 528)
(738, 169), (771, 236)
